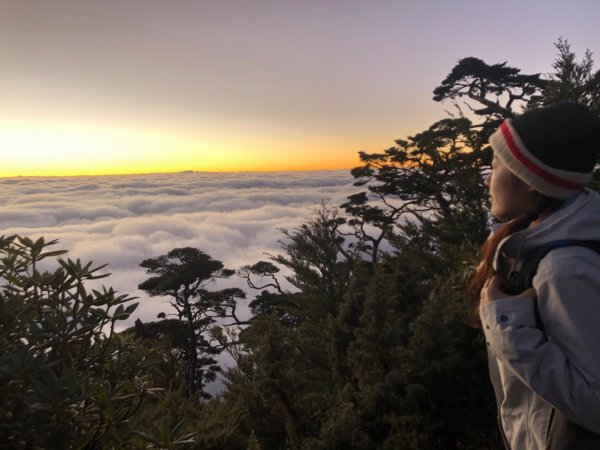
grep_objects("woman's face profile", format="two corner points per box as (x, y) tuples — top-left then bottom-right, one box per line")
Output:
(485, 157), (539, 221)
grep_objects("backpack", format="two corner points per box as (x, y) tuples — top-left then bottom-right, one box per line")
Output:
(503, 239), (600, 449)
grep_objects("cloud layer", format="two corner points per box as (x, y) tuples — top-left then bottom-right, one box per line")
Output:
(2, 170), (357, 329)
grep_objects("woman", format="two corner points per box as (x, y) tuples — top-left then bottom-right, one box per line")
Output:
(470, 102), (600, 449)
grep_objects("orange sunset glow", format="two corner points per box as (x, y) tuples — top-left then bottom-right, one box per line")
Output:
(2, 1), (599, 177)
(0, 121), (363, 177)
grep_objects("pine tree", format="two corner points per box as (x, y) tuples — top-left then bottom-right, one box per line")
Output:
(544, 37), (600, 113)
(138, 247), (245, 396)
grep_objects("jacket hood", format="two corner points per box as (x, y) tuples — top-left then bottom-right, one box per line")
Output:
(494, 189), (600, 271)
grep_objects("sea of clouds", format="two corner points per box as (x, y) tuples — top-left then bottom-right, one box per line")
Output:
(1, 170), (358, 331)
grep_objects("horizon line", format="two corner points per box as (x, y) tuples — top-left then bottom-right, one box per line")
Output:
(0, 166), (356, 180)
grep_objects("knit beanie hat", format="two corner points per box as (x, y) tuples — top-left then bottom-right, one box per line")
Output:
(489, 102), (600, 199)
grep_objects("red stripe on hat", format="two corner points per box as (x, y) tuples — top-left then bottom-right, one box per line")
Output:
(500, 121), (584, 190)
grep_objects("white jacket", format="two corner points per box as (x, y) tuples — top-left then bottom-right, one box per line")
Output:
(479, 189), (600, 450)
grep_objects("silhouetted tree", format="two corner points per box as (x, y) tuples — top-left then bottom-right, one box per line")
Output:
(544, 37), (600, 113)
(343, 117), (490, 266)
(225, 204), (358, 449)
(138, 247), (245, 396)
(272, 202), (355, 309)
(433, 56), (547, 137)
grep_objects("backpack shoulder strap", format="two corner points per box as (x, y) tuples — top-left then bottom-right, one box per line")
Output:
(508, 239), (600, 294)
(507, 239), (600, 337)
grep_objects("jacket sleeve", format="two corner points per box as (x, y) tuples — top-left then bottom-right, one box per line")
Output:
(479, 248), (600, 433)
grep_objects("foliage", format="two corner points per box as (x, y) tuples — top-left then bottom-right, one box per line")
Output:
(433, 56), (547, 135)
(0, 235), (145, 448)
(138, 247), (245, 397)
(343, 117), (490, 265)
(228, 204), (355, 449)
(272, 203), (354, 306)
(544, 37), (600, 113)
(387, 249), (503, 450)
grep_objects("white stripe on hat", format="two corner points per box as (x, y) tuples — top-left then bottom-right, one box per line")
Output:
(489, 119), (592, 199)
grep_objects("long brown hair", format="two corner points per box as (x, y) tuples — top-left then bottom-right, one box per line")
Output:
(468, 195), (565, 323)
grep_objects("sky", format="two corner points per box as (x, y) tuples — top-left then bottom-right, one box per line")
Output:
(1, 0), (600, 176)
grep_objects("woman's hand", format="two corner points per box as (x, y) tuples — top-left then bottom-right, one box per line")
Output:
(480, 275), (537, 307)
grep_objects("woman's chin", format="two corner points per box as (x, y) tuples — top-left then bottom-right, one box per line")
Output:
(491, 207), (512, 222)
